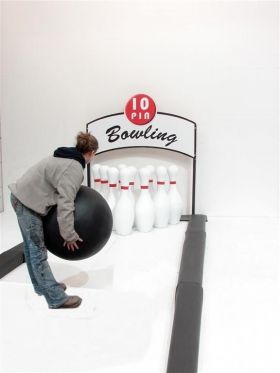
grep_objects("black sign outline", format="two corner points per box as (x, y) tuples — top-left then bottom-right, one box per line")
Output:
(86, 111), (196, 214)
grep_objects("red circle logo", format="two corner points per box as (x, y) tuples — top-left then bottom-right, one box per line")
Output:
(125, 94), (156, 125)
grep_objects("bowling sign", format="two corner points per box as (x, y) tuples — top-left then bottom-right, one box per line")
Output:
(87, 94), (196, 158)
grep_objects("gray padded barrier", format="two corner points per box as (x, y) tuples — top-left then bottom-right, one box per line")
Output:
(185, 214), (207, 232)
(178, 214), (206, 286)
(167, 214), (207, 373)
(178, 231), (206, 285)
(167, 283), (203, 373)
(0, 243), (25, 279)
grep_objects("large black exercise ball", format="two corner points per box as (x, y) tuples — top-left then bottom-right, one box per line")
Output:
(43, 186), (113, 260)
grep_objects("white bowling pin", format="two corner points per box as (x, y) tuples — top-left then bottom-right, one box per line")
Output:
(128, 166), (137, 204)
(99, 165), (109, 199)
(153, 166), (170, 228)
(114, 168), (135, 235)
(107, 167), (119, 230)
(117, 163), (127, 192)
(146, 165), (156, 198)
(168, 165), (183, 224)
(135, 167), (155, 233)
(92, 164), (101, 192)
(128, 166), (137, 226)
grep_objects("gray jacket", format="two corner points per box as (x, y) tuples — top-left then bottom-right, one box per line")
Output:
(9, 156), (84, 241)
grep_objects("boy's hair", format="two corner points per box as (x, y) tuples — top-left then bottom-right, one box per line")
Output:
(76, 132), (99, 154)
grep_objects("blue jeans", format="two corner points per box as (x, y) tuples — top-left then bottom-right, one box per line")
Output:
(10, 194), (69, 308)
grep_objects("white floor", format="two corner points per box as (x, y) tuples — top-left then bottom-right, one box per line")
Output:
(0, 211), (279, 373)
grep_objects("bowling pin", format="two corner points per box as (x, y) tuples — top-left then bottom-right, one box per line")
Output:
(146, 165), (156, 198)
(128, 166), (137, 226)
(107, 167), (119, 230)
(153, 166), (170, 228)
(117, 163), (127, 192)
(135, 167), (155, 233)
(168, 165), (183, 224)
(92, 164), (101, 192)
(128, 166), (137, 204)
(114, 167), (134, 235)
(99, 165), (109, 199)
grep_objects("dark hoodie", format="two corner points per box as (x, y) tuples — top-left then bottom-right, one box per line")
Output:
(53, 147), (85, 169)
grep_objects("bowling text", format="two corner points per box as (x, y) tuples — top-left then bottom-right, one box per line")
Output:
(106, 125), (178, 147)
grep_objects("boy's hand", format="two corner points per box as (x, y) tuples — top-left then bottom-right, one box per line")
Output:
(63, 237), (83, 251)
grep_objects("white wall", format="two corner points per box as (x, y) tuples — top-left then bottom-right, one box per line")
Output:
(0, 120), (3, 212)
(1, 0), (278, 217)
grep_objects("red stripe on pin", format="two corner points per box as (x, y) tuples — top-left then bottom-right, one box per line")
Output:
(170, 181), (176, 184)
(129, 182), (135, 185)
(157, 181), (165, 185)
(109, 184), (117, 187)
(94, 179), (101, 182)
(141, 186), (149, 189)
(121, 186), (129, 190)
(101, 180), (108, 184)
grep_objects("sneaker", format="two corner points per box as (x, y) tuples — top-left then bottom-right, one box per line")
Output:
(56, 296), (82, 309)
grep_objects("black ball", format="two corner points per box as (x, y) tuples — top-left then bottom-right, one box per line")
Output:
(43, 186), (113, 260)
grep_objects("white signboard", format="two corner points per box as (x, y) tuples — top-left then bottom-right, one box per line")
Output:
(87, 111), (196, 158)
(86, 94), (197, 214)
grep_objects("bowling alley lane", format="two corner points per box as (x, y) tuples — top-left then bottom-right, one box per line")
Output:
(1, 212), (279, 373)
(0, 207), (187, 373)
